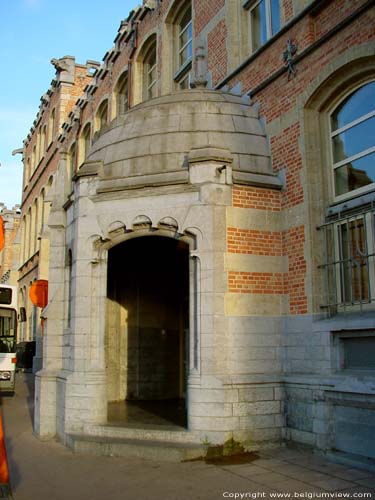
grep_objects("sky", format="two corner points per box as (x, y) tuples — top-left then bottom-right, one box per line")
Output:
(0, 0), (136, 209)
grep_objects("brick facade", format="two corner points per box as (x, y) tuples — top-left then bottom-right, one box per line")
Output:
(0, 204), (20, 286)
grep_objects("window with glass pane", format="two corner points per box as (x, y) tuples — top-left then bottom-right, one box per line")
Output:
(179, 8), (192, 68)
(145, 43), (157, 100)
(341, 336), (375, 370)
(174, 4), (192, 90)
(178, 71), (191, 90)
(250, 0), (280, 52)
(97, 100), (108, 131)
(320, 207), (375, 314)
(338, 218), (369, 304)
(82, 124), (91, 160)
(69, 144), (76, 188)
(48, 109), (55, 145)
(331, 81), (375, 197)
(117, 72), (128, 115)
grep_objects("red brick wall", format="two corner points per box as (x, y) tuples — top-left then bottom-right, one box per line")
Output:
(228, 186), (307, 315)
(270, 123), (303, 209)
(283, 225), (307, 314)
(228, 271), (285, 294)
(0, 214), (20, 277)
(227, 228), (282, 257)
(224, 2), (374, 317)
(194, 0), (225, 36)
(233, 186), (281, 211)
(207, 19), (227, 87)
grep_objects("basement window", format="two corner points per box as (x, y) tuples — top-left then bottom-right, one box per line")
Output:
(333, 331), (375, 372)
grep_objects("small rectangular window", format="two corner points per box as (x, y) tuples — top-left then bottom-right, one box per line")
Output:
(332, 331), (375, 372)
(0, 288), (12, 305)
(342, 336), (375, 370)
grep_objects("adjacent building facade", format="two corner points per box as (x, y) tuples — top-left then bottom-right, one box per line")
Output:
(18, 58), (98, 367)
(0, 204), (21, 288)
(19, 0), (375, 463)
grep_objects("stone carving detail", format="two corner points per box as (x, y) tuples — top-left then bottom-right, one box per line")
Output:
(190, 45), (208, 89)
(158, 217), (179, 231)
(132, 215), (152, 228)
(50, 58), (69, 73)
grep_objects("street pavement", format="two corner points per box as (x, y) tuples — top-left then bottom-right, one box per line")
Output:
(1, 372), (374, 500)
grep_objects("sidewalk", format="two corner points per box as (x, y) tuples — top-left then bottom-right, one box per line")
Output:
(1, 372), (374, 500)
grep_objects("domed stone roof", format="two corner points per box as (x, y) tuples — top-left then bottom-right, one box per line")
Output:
(84, 89), (280, 191)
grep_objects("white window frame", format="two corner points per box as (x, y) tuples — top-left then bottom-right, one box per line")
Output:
(144, 43), (157, 100)
(178, 11), (192, 68)
(246, 0), (280, 53)
(173, 3), (193, 90)
(96, 99), (109, 132)
(329, 81), (375, 203)
(116, 71), (129, 116)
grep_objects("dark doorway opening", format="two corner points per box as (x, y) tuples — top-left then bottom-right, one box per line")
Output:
(106, 236), (189, 428)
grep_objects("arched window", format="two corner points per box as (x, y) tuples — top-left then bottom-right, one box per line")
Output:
(314, 78), (375, 313)
(43, 176), (53, 230)
(32, 146), (36, 174)
(21, 216), (27, 262)
(41, 125), (47, 156)
(331, 81), (375, 198)
(96, 100), (108, 132)
(68, 143), (76, 192)
(36, 128), (41, 164)
(115, 71), (129, 116)
(79, 123), (91, 165)
(48, 108), (55, 145)
(26, 208), (32, 259)
(25, 158), (31, 185)
(143, 36), (157, 100)
(39, 189), (45, 234)
(67, 249), (73, 327)
(36, 196), (41, 240)
(32, 198), (38, 254)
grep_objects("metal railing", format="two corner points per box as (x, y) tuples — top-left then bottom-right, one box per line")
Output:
(318, 201), (375, 315)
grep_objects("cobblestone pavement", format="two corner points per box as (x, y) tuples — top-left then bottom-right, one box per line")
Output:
(1, 372), (374, 500)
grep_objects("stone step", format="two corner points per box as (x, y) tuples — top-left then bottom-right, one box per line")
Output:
(66, 433), (205, 462)
(83, 423), (201, 444)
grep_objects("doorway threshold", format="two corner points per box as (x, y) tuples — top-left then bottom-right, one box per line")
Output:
(108, 398), (187, 430)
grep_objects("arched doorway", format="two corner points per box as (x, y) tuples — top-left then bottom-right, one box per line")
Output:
(106, 235), (189, 427)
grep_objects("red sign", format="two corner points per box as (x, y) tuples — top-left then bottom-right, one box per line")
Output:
(0, 216), (4, 252)
(29, 280), (48, 308)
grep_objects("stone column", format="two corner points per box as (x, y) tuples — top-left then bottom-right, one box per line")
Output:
(186, 147), (234, 444)
(34, 200), (66, 438)
(57, 173), (107, 438)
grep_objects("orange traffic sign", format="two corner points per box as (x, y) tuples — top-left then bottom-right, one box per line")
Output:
(0, 413), (11, 496)
(29, 279), (48, 308)
(0, 216), (4, 252)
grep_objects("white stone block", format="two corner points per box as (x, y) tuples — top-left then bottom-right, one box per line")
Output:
(189, 402), (233, 417)
(233, 401), (280, 416)
(238, 387), (274, 402)
(189, 416), (240, 431)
